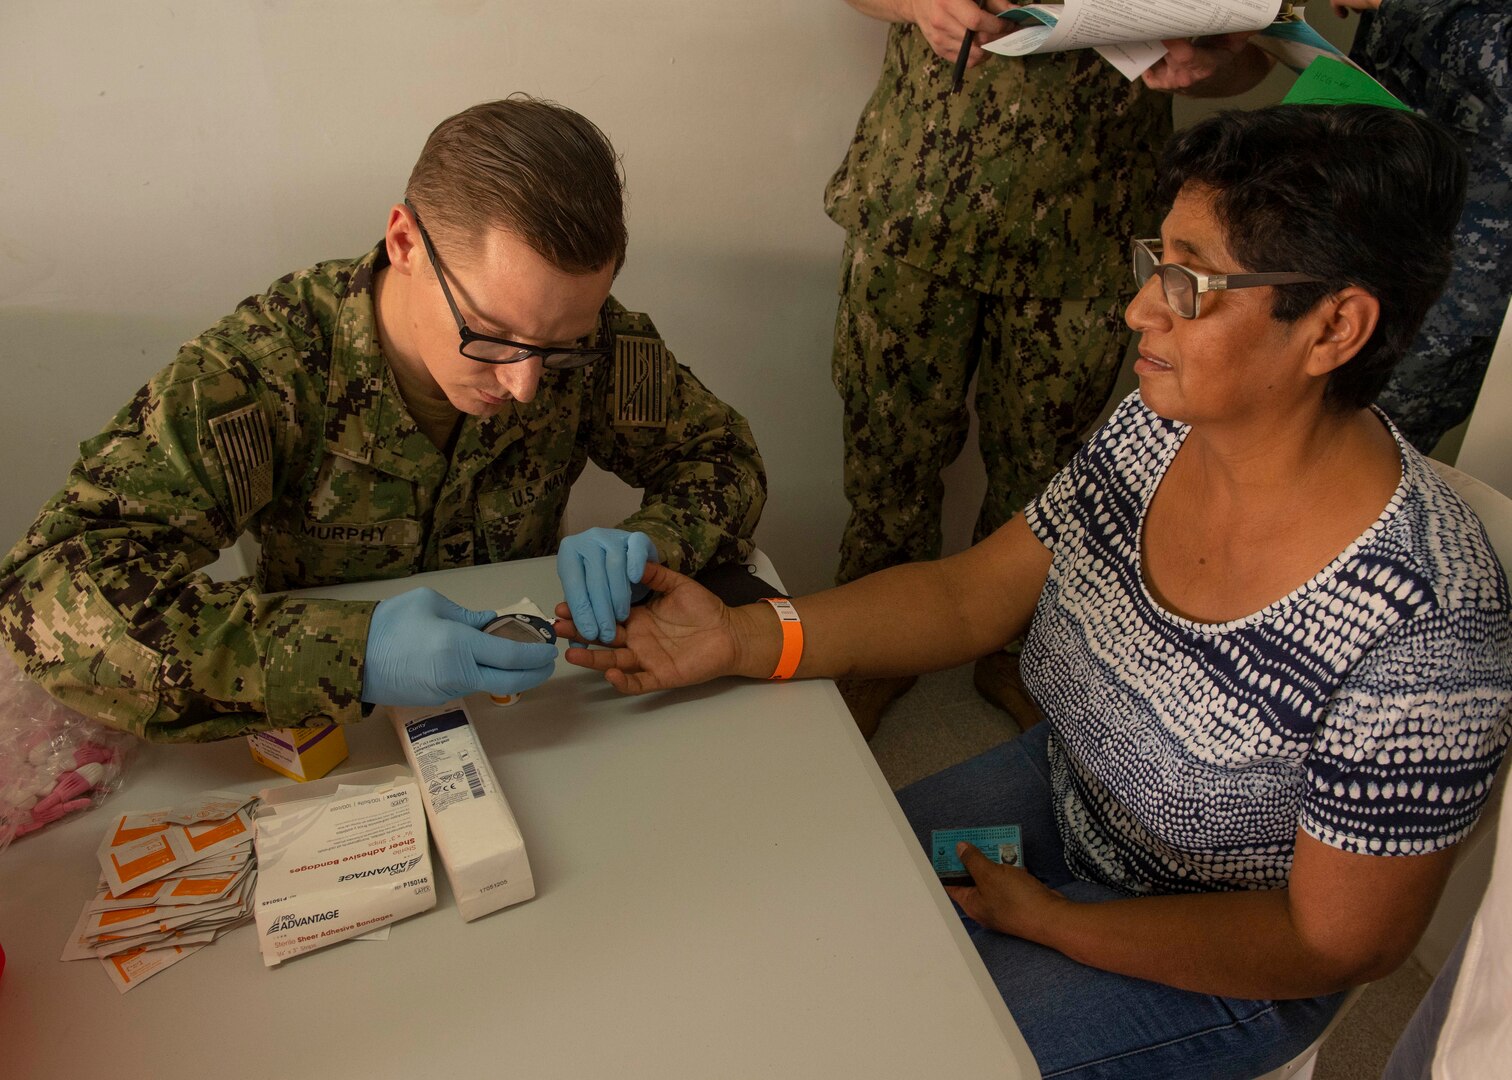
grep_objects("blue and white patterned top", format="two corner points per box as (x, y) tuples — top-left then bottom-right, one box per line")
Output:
(1021, 394), (1512, 896)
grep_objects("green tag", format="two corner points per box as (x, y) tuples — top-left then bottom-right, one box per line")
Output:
(1282, 55), (1411, 112)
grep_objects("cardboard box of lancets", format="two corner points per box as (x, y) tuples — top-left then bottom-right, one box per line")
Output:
(247, 722), (349, 782)
(390, 701), (535, 920)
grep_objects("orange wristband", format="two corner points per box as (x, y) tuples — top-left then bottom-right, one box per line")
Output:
(762, 598), (803, 680)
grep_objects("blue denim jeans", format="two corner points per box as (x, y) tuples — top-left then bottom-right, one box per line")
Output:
(896, 725), (1346, 1080)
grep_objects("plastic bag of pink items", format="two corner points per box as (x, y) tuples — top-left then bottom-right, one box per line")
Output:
(0, 649), (136, 856)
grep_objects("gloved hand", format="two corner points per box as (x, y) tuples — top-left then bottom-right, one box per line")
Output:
(556, 528), (661, 644)
(361, 587), (558, 706)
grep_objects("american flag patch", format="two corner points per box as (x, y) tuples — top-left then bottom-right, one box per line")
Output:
(612, 334), (671, 428)
(209, 403), (273, 524)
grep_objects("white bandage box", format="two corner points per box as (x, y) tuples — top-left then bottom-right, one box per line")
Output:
(390, 701), (535, 920)
(253, 765), (436, 967)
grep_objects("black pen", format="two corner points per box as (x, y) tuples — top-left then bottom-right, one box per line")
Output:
(950, 25), (973, 93)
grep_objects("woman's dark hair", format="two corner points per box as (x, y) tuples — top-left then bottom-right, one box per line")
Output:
(1157, 105), (1466, 411)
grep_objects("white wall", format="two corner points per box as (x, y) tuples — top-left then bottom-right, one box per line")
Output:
(0, 0), (886, 596)
(4, 3), (1452, 595)
(5, 0), (1502, 980)
(1455, 300), (1512, 496)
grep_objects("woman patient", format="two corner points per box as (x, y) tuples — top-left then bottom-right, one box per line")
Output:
(557, 105), (1512, 1079)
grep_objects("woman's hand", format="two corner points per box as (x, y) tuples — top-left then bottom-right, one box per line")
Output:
(1331, 0), (1381, 15)
(1141, 34), (1270, 94)
(554, 562), (744, 694)
(944, 842), (1066, 937)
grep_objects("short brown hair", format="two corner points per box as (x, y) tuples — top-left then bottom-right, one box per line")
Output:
(405, 95), (627, 274)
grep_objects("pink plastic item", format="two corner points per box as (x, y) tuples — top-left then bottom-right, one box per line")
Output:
(0, 651), (135, 854)
(73, 742), (115, 767)
(34, 762), (107, 813)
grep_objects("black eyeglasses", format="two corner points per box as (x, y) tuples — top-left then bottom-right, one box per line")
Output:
(405, 201), (611, 370)
(1131, 238), (1323, 320)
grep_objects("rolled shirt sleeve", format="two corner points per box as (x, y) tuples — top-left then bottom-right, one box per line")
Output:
(0, 348), (373, 742)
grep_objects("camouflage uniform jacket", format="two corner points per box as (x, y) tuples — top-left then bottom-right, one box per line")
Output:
(1352, 0), (1512, 330)
(824, 22), (1172, 298)
(0, 246), (766, 742)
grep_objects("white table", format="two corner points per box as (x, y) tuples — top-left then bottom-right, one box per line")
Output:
(0, 557), (1039, 1078)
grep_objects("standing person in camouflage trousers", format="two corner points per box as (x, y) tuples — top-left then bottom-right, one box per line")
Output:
(0, 97), (766, 743)
(826, 0), (1172, 736)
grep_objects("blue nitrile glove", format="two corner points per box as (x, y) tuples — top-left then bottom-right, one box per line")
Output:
(360, 587), (558, 706)
(556, 528), (661, 644)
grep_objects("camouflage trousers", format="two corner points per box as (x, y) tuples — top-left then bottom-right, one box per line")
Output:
(833, 238), (1128, 585)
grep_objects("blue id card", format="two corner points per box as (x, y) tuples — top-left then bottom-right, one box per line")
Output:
(930, 825), (1023, 884)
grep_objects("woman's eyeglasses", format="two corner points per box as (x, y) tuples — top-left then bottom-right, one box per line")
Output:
(1131, 238), (1322, 320)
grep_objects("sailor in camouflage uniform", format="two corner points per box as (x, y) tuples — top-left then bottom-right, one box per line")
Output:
(825, 0), (1169, 732)
(826, 7), (1169, 581)
(0, 98), (766, 742)
(1342, 0), (1512, 453)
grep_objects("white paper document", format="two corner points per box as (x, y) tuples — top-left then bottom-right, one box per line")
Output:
(984, 0), (1284, 80)
(252, 765), (436, 966)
